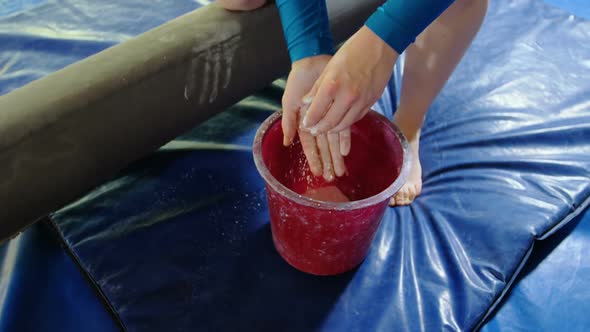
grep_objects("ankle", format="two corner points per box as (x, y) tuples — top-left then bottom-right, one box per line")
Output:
(393, 113), (422, 142)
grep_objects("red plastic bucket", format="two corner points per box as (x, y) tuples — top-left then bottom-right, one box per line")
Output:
(253, 111), (410, 275)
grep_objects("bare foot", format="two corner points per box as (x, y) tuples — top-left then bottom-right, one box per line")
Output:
(217, 0), (267, 11)
(390, 122), (423, 206)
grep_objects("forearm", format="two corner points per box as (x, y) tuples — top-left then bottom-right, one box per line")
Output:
(275, 0), (335, 62)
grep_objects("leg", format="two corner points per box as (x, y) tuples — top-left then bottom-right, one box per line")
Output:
(217, 0), (267, 11)
(391, 0), (488, 206)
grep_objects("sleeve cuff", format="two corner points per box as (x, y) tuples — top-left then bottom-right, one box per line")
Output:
(288, 37), (335, 62)
(365, 8), (416, 55)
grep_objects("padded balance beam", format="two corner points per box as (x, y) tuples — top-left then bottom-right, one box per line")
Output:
(0, 1), (382, 242)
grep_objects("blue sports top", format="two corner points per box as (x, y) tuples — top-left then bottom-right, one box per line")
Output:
(275, 0), (455, 62)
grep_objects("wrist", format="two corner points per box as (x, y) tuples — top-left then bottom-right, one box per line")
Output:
(292, 54), (332, 70)
(359, 25), (399, 60)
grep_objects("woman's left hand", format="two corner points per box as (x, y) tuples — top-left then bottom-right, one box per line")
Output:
(301, 26), (399, 135)
(281, 55), (350, 181)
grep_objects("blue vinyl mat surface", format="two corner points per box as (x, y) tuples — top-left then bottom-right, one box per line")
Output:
(1, 0), (589, 331)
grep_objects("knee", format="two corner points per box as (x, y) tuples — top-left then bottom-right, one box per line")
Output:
(470, 0), (489, 20)
(217, 0), (267, 11)
(455, 0), (489, 13)
(441, 0), (488, 24)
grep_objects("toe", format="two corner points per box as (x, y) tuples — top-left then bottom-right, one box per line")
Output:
(395, 187), (408, 206)
(414, 182), (422, 196)
(402, 188), (410, 205)
(393, 192), (402, 206)
(407, 185), (416, 202)
(391, 182), (424, 207)
(415, 184), (422, 198)
(389, 196), (396, 206)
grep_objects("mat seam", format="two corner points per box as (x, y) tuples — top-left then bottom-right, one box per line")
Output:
(45, 218), (128, 332)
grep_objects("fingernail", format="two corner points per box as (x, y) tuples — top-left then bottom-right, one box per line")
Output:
(324, 172), (334, 182)
(311, 166), (322, 177)
(335, 166), (344, 177)
(340, 142), (350, 156)
(323, 166), (334, 182)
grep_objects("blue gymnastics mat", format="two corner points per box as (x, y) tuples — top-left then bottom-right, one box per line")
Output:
(0, 0), (589, 331)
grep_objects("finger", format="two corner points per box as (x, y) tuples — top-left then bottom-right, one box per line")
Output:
(301, 94), (313, 108)
(339, 128), (351, 156)
(299, 130), (322, 176)
(305, 74), (322, 101)
(316, 134), (334, 182)
(281, 107), (298, 146)
(302, 78), (338, 128)
(330, 103), (370, 133)
(308, 88), (358, 135)
(298, 80), (319, 118)
(328, 132), (346, 177)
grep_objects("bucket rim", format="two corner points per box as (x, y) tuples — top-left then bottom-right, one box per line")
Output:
(252, 110), (412, 211)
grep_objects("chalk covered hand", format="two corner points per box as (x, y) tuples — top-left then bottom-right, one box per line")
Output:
(282, 55), (351, 181)
(301, 26), (399, 135)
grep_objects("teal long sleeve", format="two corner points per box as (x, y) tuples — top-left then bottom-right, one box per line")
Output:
(275, 0), (455, 62)
(365, 0), (455, 54)
(275, 0), (335, 62)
